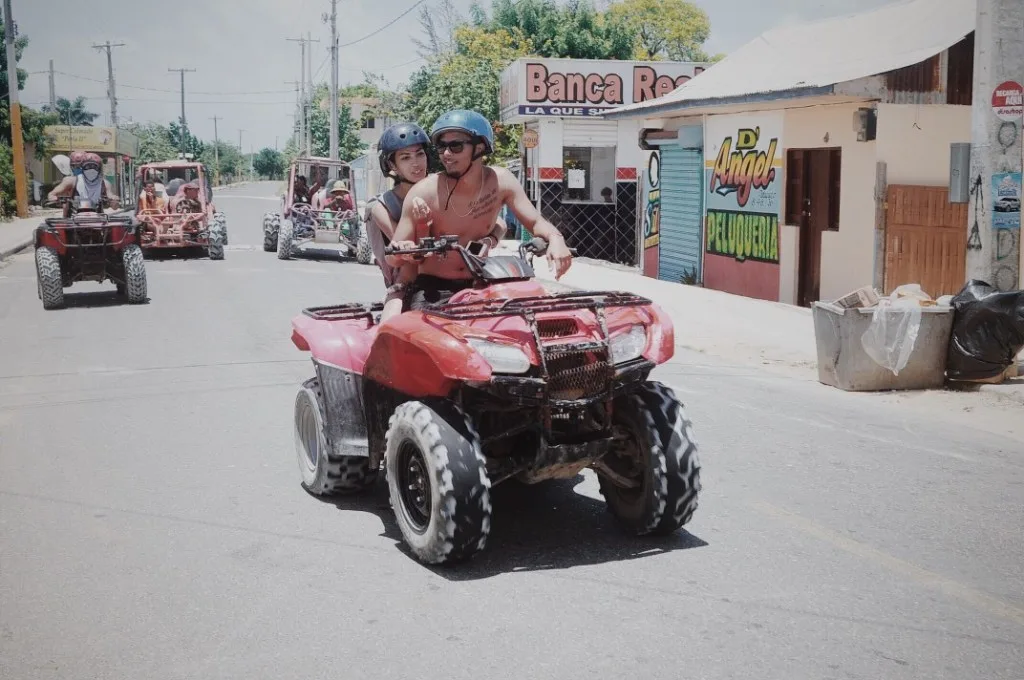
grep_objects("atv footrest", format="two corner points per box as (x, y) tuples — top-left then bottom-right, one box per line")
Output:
(303, 302), (385, 322)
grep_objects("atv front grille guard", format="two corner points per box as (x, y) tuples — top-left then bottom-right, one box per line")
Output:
(424, 291), (655, 437)
(42, 214), (136, 249)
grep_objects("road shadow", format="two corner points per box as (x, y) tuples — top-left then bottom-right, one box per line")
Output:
(51, 290), (148, 309)
(311, 473), (708, 580)
(143, 247), (212, 262)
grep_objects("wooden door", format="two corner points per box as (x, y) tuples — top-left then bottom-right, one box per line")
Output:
(883, 185), (967, 297)
(791, 149), (841, 307)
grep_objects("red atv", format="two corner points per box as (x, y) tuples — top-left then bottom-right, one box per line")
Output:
(34, 196), (148, 310)
(289, 236), (701, 565)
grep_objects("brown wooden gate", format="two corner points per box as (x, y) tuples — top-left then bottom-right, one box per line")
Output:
(884, 184), (967, 297)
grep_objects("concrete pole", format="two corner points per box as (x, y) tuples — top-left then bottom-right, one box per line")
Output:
(965, 0), (1024, 291)
(329, 0), (339, 161)
(94, 42), (125, 126)
(48, 59), (56, 108)
(4, 0), (28, 217)
(168, 68), (196, 156)
(210, 115), (221, 185)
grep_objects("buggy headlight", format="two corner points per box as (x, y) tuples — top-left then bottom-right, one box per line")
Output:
(609, 325), (647, 364)
(467, 338), (531, 374)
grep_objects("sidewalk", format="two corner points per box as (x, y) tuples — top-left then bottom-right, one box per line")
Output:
(0, 181), (251, 261)
(496, 243), (1024, 407)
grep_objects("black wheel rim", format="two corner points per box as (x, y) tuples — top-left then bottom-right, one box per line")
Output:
(397, 441), (431, 533)
(604, 430), (647, 509)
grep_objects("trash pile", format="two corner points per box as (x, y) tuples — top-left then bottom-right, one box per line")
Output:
(945, 280), (1024, 384)
(834, 283), (945, 377)
(819, 280), (1024, 387)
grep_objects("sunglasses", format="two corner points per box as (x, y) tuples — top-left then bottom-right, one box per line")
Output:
(435, 139), (472, 154)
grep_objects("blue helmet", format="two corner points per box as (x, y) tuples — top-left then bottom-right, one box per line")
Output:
(378, 122), (429, 177)
(429, 109), (494, 156)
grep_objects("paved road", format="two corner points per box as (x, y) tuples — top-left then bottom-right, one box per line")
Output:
(1, 181), (1021, 680)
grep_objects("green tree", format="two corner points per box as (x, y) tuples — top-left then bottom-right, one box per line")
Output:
(41, 96), (100, 126)
(1, 10), (57, 215)
(303, 84), (366, 162)
(168, 121), (204, 158)
(253, 147), (285, 179)
(123, 122), (178, 164)
(477, 0), (633, 60)
(606, 0), (712, 61)
(200, 141), (244, 182)
(408, 26), (534, 161)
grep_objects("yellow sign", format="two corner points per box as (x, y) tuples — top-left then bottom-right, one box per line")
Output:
(522, 129), (539, 149)
(44, 126), (140, 157)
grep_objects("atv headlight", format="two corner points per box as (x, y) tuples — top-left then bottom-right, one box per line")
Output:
(609, 325), (647, 364)
(467, 338), (531, 375)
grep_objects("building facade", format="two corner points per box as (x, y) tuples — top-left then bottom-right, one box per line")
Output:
(499, 57), (707, 267)
(605, 0), (994, 305)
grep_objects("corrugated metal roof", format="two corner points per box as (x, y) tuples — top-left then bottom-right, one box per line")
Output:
(603, 0), (975, 119)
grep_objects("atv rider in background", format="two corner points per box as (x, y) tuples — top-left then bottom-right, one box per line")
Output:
(389, 109), (571, 311)
(365, 121), (507, 321)
(323, 179), (355, 213)
(171, 181), (203, 213)
(47, 152), (121, 217)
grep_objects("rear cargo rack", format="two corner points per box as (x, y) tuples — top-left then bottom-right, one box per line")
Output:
(302, 302), (384, 322)
(421, 291), (651, 320)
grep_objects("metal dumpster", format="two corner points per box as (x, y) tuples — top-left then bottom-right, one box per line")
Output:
(812, 301), (955, 391)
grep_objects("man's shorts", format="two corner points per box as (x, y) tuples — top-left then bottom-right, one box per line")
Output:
(404, 275), (475, 311)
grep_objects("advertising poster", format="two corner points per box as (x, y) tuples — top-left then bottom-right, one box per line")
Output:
(991, 171), (1021, 230)
(702, 112), (784, 300)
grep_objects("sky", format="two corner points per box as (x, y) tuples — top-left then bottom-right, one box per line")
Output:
(12, 0), (897, 153)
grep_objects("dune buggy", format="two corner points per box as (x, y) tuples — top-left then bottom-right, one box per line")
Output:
(263, 156), (373, 264)
(34, 196), (148, 310)
(136, 160), (227, 259)
(289, 236), (701, 565)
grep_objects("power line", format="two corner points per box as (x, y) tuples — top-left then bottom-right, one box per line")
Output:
(337, 0), (426, 48)
(50, 70), (293, 95)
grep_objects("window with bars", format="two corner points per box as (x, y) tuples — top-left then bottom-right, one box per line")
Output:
(562, 146), (616, 203)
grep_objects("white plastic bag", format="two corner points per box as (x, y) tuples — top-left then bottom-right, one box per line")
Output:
(860, 290), (924, 376)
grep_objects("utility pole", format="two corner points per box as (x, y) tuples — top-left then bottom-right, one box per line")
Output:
(93, 41), (125, 126)
(306, 31), (314, 155)
(965, 0), (1024, 291)
(3, 0), (27, 216)
(287, 34), (319, 156)
(48, 59), (56, 109)
(329, 0), (339, 161)
(210, 115), (221, 185)
(285, 80), (302, 149)
(168, 67), (196, 156)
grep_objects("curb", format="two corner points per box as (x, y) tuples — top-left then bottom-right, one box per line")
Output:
(975, 383), (1024, 406)
(0, 237), (32, 261)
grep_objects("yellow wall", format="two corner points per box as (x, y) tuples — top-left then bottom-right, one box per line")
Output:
(783, 103), (878, 302)
(875, 104), (972, 185)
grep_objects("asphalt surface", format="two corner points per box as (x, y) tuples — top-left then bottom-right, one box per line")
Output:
(1, 181), (1021, 680)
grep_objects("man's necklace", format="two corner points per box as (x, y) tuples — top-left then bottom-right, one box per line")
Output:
(443, 167), (485, 218)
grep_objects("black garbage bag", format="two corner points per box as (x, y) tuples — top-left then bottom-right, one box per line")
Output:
(946, 279), (1024, 381)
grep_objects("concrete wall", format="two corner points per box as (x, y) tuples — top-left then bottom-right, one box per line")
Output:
(876, 104), (972, 185)
(783, 103), (878, 301)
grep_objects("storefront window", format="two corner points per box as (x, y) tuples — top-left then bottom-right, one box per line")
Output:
(562, 146), (616, 204)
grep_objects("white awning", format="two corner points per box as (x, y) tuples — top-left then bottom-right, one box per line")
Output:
(602, 0), (975, 119)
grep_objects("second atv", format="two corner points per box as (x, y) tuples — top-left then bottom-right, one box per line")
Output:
(289, 236), (701, 565)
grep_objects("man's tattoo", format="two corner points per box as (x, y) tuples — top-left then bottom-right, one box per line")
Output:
(468, 188), (500, 219)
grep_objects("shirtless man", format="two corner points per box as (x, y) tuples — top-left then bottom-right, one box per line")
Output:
(389, 109), (572, 310)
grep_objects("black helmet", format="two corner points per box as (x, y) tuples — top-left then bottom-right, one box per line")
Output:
(378, 122), (429, 177)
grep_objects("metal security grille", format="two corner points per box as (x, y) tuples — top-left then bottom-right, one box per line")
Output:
(541, 179), (640, 267)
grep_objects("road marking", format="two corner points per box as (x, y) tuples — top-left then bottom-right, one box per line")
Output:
(750, 499), (1024, 628)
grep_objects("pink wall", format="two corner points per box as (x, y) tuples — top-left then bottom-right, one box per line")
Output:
(703, 253), (781, 301)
